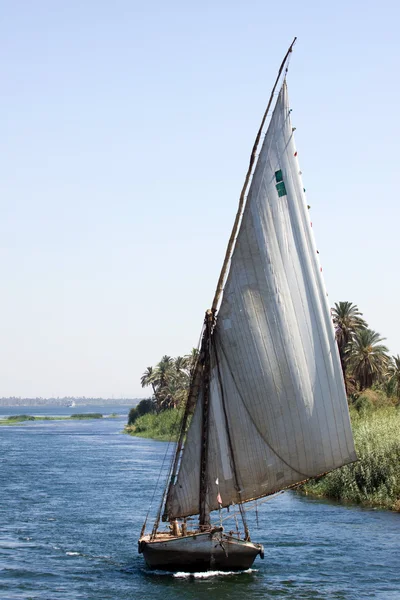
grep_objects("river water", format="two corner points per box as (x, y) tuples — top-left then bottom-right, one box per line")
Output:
(0, 407), (399, 599)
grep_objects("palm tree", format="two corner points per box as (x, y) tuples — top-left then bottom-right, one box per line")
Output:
(139, 350), (199, 414)
(349, 329), (390, 391)
(174, 356), (187, 374)
(331, 302), (367, 390)
(387, 355), (400, 401)
(151, 356), (175, 411)
(140, 366), (157, 397)
(154, 355), (174, 386)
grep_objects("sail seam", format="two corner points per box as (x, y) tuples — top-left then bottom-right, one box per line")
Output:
(282, 120), (341, 466)
(241, 140), (306, 471)
(216, 333), (314, 480)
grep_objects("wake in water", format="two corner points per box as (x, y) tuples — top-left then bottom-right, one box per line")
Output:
(143, 568), (258, 579)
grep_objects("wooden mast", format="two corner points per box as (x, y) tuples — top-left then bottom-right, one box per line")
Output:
(198, 310), (213, 527)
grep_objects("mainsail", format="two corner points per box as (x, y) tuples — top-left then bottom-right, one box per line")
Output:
(164, 81), (357, 521)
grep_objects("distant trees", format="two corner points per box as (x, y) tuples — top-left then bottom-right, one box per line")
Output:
(349, 329), (389, 391)
(332, 301), (398, 401)
(386, 355), (400, 401)
(332, 301), (367, 390)
(139, 350), (199, 413)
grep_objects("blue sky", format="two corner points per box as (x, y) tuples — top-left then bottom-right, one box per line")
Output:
(1, 0), (399, 398)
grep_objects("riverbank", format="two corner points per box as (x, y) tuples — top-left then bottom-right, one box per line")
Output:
(124, 409), (184, 441)
(300, 405), (400, 511)
(0, 413), (116, 426)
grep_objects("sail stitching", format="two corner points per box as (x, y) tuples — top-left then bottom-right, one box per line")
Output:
(282, 138), (336, 468)
(245, 135), (307, 470)
(216, 333), (314, 480)
(286, 149), (353, 460)
(281, 116), (343, 466)
(248, 86), (341, 471)
(238, 90), (307, 470)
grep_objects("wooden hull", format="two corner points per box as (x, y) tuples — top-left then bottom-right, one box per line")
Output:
(139, 532), (264, 572)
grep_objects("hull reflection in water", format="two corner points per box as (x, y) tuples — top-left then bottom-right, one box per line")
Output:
(139, 531), (263, 572)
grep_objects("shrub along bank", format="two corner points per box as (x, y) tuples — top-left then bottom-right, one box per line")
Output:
(125, 408), (185, 442)
(301, 398), (400, 511)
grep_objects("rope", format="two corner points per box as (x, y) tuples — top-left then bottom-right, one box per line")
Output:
(140, 428), (176, 537)
(211, 491), (284, 527)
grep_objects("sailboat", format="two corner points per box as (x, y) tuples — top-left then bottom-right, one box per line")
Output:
(138, 38), (357, 572)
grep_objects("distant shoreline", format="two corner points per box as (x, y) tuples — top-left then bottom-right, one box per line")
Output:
(0, 398), (142, 408)
(0, 413), (117, 425)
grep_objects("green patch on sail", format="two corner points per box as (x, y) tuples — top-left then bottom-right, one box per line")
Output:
(275, 170), (287, 196)
(276, 181), (287, 197)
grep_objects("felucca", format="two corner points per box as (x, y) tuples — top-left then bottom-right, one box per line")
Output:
(138, 38), (357, 572)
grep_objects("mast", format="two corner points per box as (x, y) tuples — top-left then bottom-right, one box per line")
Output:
(211, 37), (297, 313)
(198, 310), (213, 527)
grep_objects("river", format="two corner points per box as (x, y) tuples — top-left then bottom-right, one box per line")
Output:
(0, 406), (399, 599)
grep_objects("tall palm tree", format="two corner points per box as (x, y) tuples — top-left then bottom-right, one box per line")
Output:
(387, 355), (400, 401)
(150, 356), (175, 411)
(349, 329), (390, 391)
(140, 366), (157, 397)
(174, 356), (187, 374)
(331, 302), (367, 390)
(154, 355), (174, 386)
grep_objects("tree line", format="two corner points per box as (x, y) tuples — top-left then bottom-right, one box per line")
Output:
(130, 301), (400, 426)
(128, 350), (198, 425)
(332, 301), (399, 399)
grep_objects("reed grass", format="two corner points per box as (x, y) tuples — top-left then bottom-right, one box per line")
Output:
(70, 413), (103, 419)
(302, 406), (400, 511)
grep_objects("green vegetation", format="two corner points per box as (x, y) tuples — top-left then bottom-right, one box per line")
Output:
(70, 413), (103, 419)
(331, 301), (397, 395)
(125, 409), (185, 441)
(140, 350), (198, 412)
(0, 413), (105, 425)
(301, 399), (400, 511)
(127, 399), (156, 426)
(125, 351), (199, 440)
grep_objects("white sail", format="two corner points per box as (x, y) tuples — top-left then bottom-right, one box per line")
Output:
(165, 81), (356, 520)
